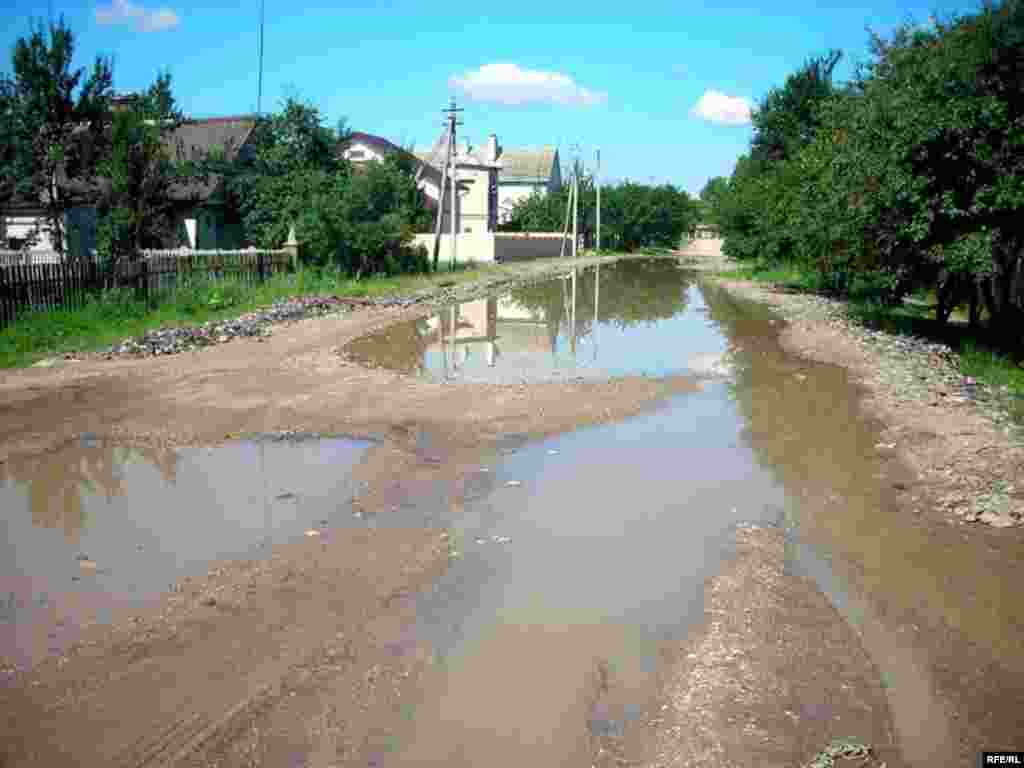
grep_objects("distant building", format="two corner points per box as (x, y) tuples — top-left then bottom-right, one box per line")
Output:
(493, 145), (561, 223)
(414, 132), (501, 234)
(1, 114), (259, 256)
(341, 130), (562, 232)
(338, 131), (413, 166)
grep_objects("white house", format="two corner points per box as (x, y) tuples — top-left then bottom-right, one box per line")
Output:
(494, 146), (562, 223)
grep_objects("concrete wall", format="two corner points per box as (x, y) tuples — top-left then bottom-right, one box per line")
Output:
(411, 232), (496, 263)
(494, 232), (569, 262)
(411, 231), (569, 263)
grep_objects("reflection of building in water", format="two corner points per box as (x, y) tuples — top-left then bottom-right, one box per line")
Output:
(425, 298), (499, 372)
(495, 297), (555, 356)
(419, 267), (599, 376)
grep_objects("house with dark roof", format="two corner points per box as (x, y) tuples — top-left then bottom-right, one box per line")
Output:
(494, 145), (561, 223)
(1, 115), (258, 257)
(340, 130), (561, 232)
(164, 116), (258, 249)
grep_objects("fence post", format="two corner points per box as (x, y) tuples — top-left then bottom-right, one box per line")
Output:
(283, 225), (299, 272)
(137, 257), (150, 305)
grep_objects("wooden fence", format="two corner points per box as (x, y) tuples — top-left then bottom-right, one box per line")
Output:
(0, 248), (294, 329)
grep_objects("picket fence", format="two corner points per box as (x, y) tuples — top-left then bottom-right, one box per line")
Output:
(0, 247), (294, 328)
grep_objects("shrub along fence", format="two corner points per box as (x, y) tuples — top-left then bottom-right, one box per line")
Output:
(0, 246), (296, 328)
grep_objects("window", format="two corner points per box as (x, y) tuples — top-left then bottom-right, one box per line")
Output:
(348, 149), (366, 160)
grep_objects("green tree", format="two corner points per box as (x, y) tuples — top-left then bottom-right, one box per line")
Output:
(219, 97), (430, 275)
(501, 179), (697, 252)
(4, 17), (112, 258)
(94, 72), (199, 274)
(699, 176), (729, 225)
(750, 50), (842, 164)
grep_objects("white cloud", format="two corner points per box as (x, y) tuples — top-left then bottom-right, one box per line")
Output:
(691, 90), (752, 126)
(449, 63), (606, 107)
(95, 0), (180, 32)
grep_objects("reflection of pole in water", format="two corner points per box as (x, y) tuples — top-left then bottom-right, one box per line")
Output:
(593, 264), (599, 363)
(440, 311), (448, 377)
(449, 304), (457, 376)
(570, 267), (577, 359)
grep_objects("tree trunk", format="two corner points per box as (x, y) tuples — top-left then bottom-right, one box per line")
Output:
(935, 272), (954, 326)
(969, 281), (982, 329)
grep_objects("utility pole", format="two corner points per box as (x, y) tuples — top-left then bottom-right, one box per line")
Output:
(256, 0), (265, 116)
(595, 148), (601, 252)
(451, 143), (458, 271)
(558, 171), (574, 259)
(432, 97), (462, 271)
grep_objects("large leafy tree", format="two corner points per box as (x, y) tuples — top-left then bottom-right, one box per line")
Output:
(501, 180), (697, 252)
(95, 71), (199, 269)
(698, 176), (729, 225)
(3, 17), (112, 258)
(750, 50), (842, 164)
(218, 97), (431, 275)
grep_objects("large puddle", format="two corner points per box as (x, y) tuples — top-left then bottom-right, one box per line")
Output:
(3, 259), (1022, 765)
(343, 259), (734, 383)
(0, 436), (369, 666)
(345, 264), (1024, 766)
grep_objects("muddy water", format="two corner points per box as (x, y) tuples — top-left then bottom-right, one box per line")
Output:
(343, 259), (733, 383)
(703, 283), (1024, 766)
(349, 264), (1022, 767)
(0, 436), (369, 667)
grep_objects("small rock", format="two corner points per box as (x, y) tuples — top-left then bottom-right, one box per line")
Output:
(201, 597), (217, 607)
(979, 511), (1017, 528)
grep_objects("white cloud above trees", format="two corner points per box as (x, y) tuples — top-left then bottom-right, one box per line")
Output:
(95, 0), (180, 32)
(691, 90), (752, 125)
(449, 63), (607, 107)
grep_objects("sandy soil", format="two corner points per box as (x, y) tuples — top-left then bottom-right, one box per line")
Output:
(643, 525), (893, 768)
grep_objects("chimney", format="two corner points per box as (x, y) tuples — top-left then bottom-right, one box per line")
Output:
(487, 133), (499, 163)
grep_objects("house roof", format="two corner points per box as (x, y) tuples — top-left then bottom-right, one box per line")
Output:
(165, 116), (258, 202)
(339, 131), (408, 156)
(415, 131), (501, 172)
(1, 115), (259, 214)
(498, 147), (558, 182)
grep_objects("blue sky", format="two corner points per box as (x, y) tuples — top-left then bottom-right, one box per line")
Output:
(3, 0), (974, 195)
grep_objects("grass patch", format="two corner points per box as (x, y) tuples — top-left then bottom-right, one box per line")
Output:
(712, 261), (820, 292)
(960, 340), (1024, 394)
(0, 263), (500, 369)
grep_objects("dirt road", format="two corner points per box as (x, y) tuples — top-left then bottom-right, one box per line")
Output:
(1, 248), (1020, 767)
